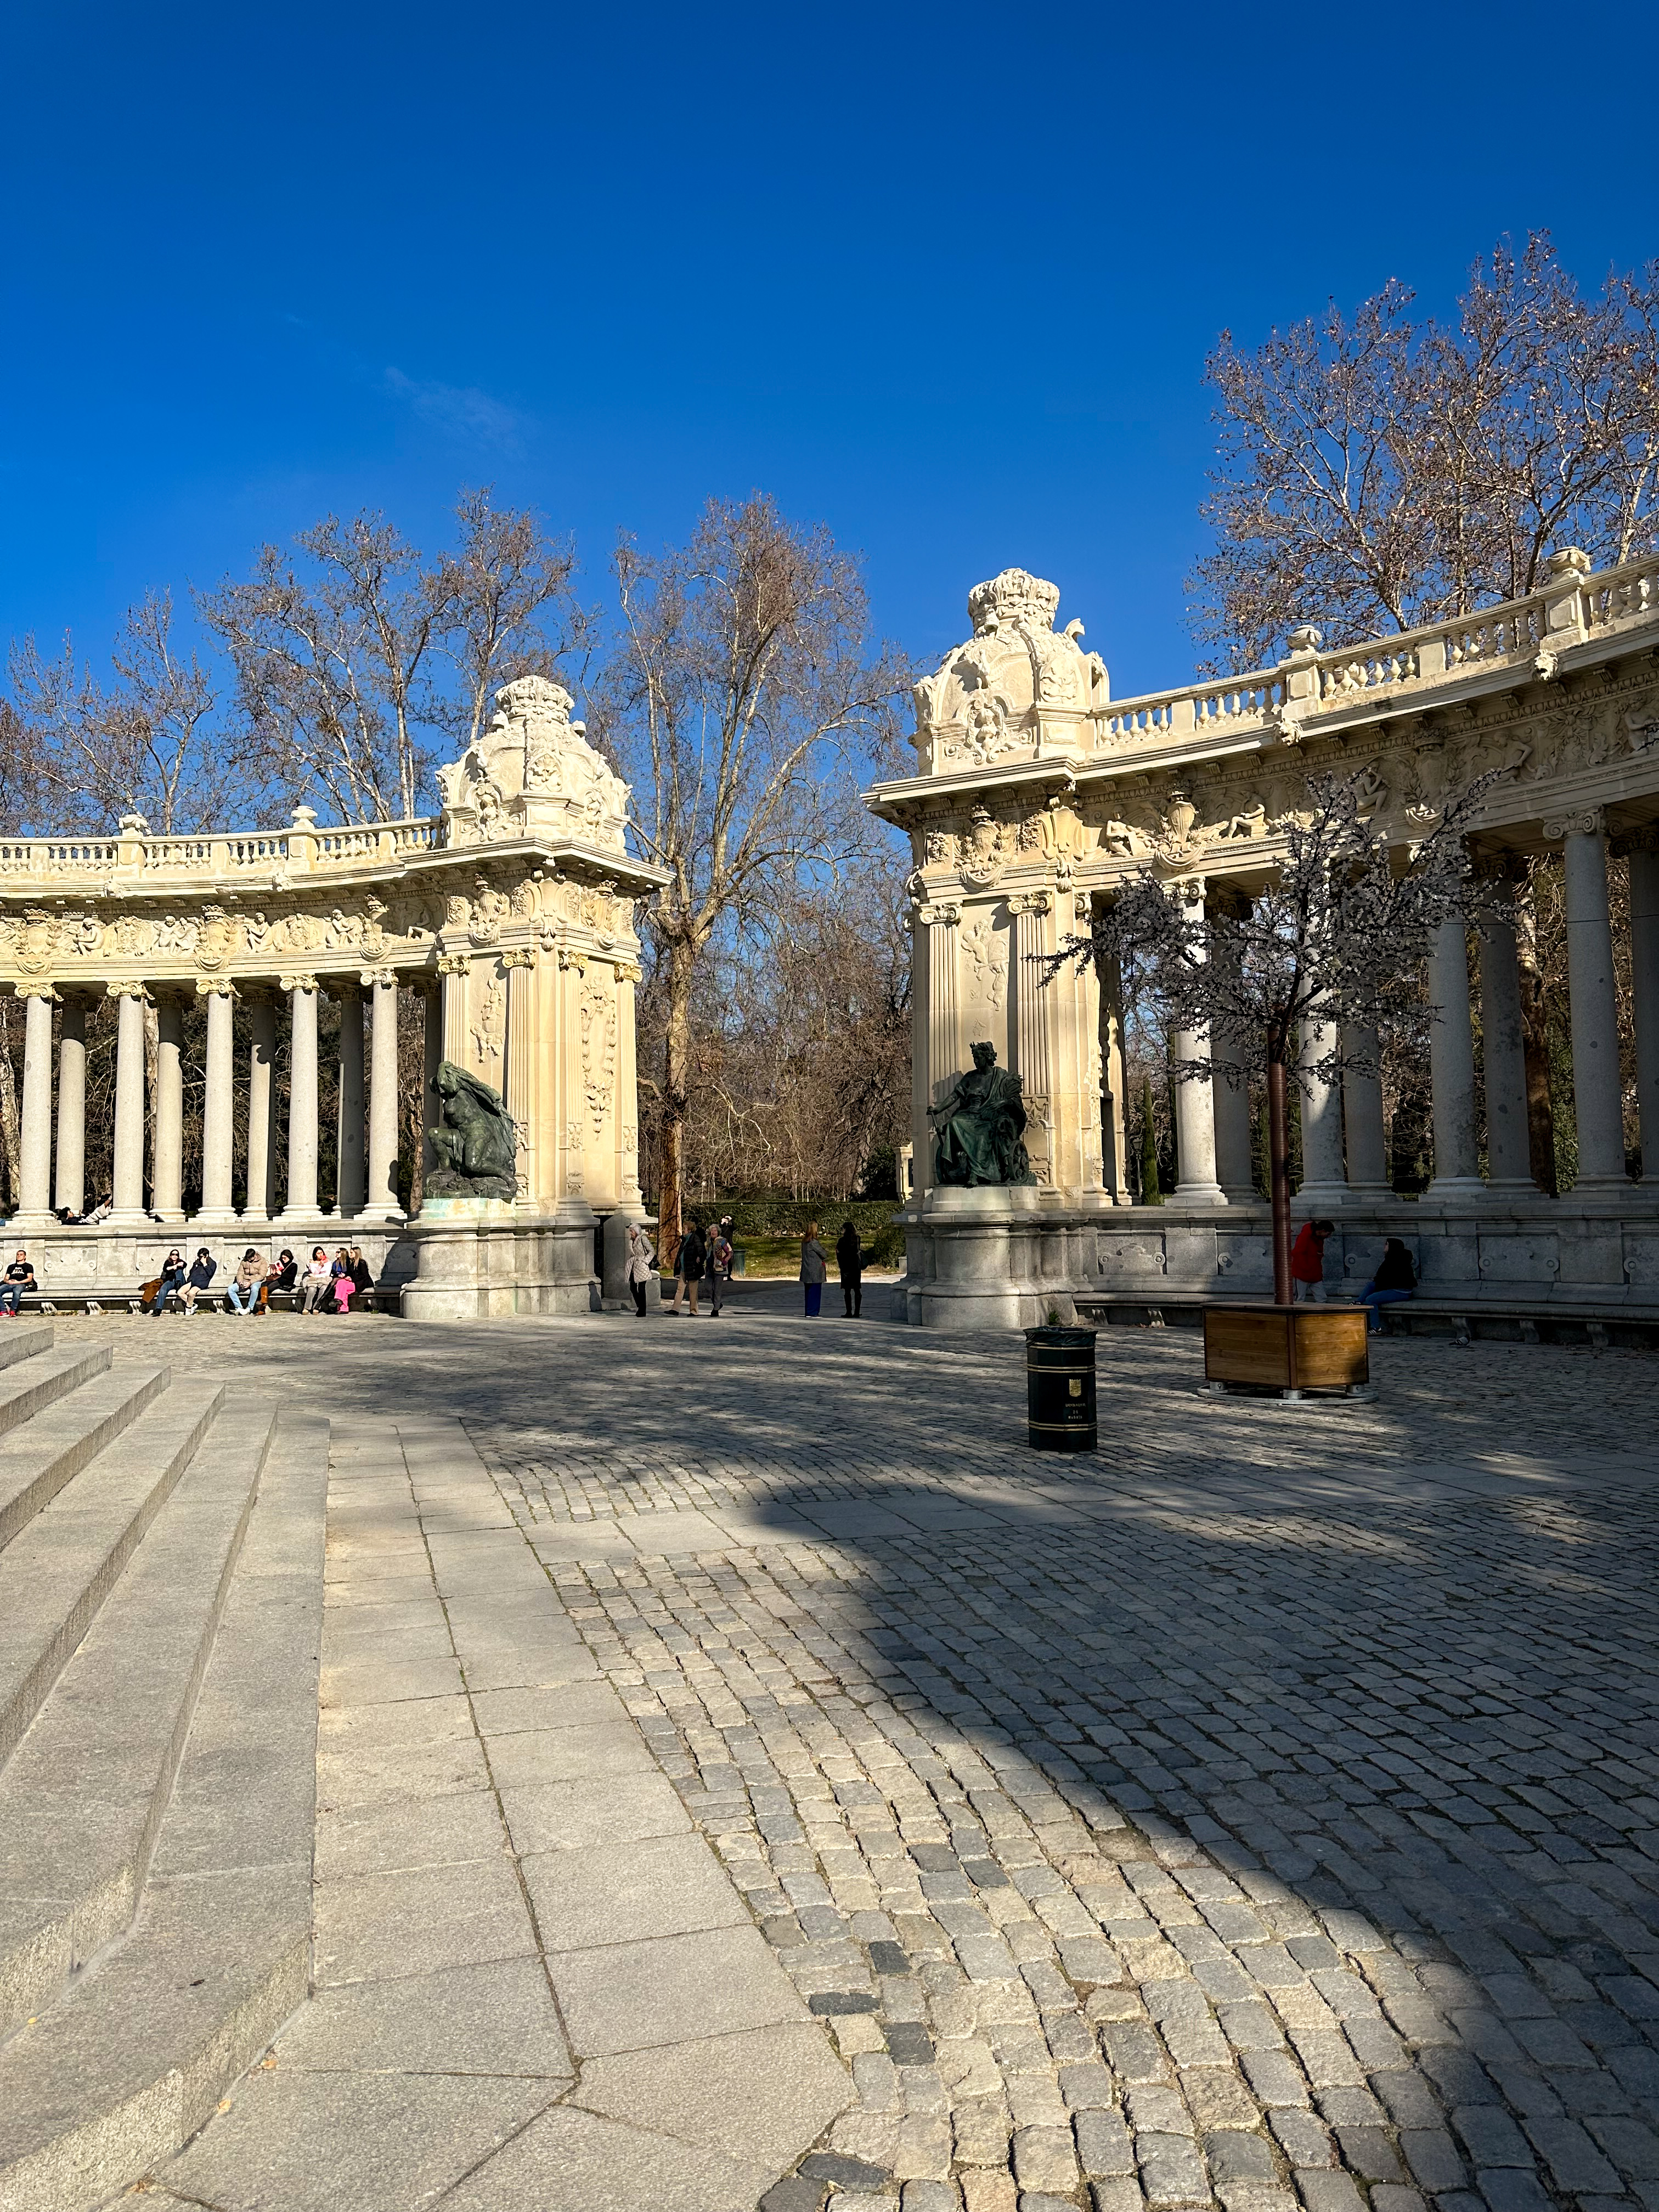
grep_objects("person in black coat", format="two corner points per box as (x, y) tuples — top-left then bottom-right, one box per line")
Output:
(672, 1222), (707, 1316)
(836, 1221), (864, 1318)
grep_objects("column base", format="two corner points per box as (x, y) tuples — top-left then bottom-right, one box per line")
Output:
(1295, 1183), (1357, 1210)
(4, 1212), (60, 1237)
(1220, 1183), (1262, 1205)
(1425, 1177), (1488, 1201)
(1172, 1181), (1228, 1207)
(189, 1210), (244, 1232)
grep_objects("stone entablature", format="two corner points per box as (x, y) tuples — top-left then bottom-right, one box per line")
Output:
(0, 678), (666, 1308)
(871, 558), (1659, 1327)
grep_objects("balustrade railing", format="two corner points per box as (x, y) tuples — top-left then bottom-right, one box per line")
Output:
(0, 816), (439, 884)
(1083, 546), (1659, 761)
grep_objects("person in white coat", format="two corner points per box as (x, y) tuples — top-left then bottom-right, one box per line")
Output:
(625, 1224), (656, 1318)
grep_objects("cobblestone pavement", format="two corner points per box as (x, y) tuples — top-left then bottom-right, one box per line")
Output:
(58, 1301), (1659, 2212)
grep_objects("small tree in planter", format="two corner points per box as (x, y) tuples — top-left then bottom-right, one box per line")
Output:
(1047, 767), (1497, 1307)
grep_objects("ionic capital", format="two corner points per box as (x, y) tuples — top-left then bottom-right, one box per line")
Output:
(279, 972), (318, 995)
(1611, 825), (1659, 856)
(1006, 891), (1052, 918)
(195, 976), (236, 999)
(15, 979), (58, 1002)
(1544, 808), (1606, 840)
(360, 966), (398, 989)
(917, 900), (961, 928)
(499, 947), (536, 970)
(105, 980), (150, 1002)
(616, 961), (643, 985)
(436, 953), (471, 977)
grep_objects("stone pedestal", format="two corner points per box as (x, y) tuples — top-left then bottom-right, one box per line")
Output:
(400, 1195), (598, 1321)
(906, 1184), (1053, 1331)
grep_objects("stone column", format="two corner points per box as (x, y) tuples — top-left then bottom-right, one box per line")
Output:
(1476, 876), (1537, 1194)
(1008, 893), (1054, 1186)
(365, 970), (404, 1220)
(421, 981), (442, 1188)
(1339, 1025), (1390, 1198)
(919, 902), (960, 1194)
(503, 952), (535, 1204)
(15, 985), (57, 1223)
(613, 960), (644, 1210)
(1425, 916), (1485, 1197)
(195, 980), (238, 1223)
(1097, 943), (1131, 1203)
(1550, 809), (1627, 1188)
(335, 983), (365, 1217)
(281, 974), (320, 1218)
(246, 996), (278, 1220)
(1296, 1013), (1350, 1206)
(1624, 834), (1659, 1184)
(151, 994), (185, 1222)
(108, 983), (149, 1225)
(1170, 882), (1224, 1206)
(1207, 893), (1256, 1202)
(54, 996), (87, 1218)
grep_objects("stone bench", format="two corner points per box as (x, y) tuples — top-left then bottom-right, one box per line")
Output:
(1074, 1284), (1659, 1350)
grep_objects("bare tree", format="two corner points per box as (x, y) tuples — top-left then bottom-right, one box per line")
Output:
(435, 488), (590, 752)
(1049, 770), (1499, 1303)
(1194, 234), (1659, 667)
(7, 592), (226, 832)
(597, 494), (909, 1254)
(201, 512), (450, 822)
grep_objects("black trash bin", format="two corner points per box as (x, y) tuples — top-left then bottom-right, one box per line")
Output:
(1025, 1325), (1097, 1452)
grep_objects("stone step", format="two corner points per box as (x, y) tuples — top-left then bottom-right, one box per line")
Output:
(0, 1343), (112, 1448)
(0, 1322), (56, 1374)
(0, 1362), (170, 1554)
(0, 1396), (279, 2042)
(0, 1407), (328, 2212)
(0, 1380), (225, 1764)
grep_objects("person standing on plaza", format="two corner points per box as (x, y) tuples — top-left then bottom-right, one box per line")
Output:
(625, 1223), (655, 1317)
(1290, 1219), (1335, 1304)
(800, 1222), (828, 1318)
(672, 1219), (707, 1316)
(707, 1221), (733, 1317)
(836, 1219), (864, 1317)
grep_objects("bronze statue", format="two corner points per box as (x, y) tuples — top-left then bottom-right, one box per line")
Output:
(427, 1060), (518, 1199)
(929, 1041), (1036, 1187)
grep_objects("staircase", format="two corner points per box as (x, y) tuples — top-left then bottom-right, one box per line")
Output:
(0, 1324), (329, 2212)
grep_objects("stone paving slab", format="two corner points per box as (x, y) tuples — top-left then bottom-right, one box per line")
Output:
(50, 1304), (1656, 2212)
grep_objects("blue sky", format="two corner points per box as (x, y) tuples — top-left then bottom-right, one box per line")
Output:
(3, 0), (1655, 706)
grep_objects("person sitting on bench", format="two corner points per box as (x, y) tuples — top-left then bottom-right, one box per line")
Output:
(147, 1249), (188, 1315)
(1357, 1238), (1417, 1333)
(300, 1247), (334, 1314)
(0, 1249), (36, 1316)
(180, 1249), (218, 1313)
(227, 1248), (268, 1314)
(269, 1248), (298, 1293)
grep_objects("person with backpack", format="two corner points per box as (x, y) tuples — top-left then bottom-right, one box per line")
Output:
(707, 1222), (733, 1317)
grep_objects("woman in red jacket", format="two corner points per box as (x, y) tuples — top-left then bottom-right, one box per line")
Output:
(1290, 1219), (1335, 1303)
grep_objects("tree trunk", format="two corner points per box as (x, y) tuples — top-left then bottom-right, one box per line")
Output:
(1267, 1053), (1293, 1306)
(658, 938), (696, 1266)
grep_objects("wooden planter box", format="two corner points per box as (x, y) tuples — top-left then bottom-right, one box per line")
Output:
(1203, 1304), (1369, 1396)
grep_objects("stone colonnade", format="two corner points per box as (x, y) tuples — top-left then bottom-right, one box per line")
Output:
(1108, 811), (1658, 1210)
(11, 971), (412, 1230)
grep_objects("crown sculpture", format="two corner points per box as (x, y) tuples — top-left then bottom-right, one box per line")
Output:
(436, 676), (632, 852)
